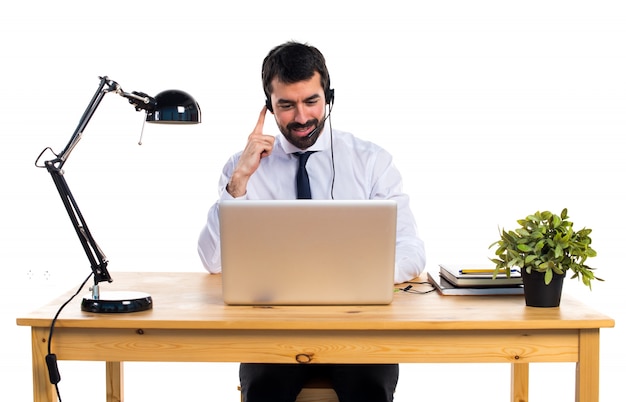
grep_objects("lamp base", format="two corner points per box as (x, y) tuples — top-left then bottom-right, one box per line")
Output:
(81, 291), (153, 313)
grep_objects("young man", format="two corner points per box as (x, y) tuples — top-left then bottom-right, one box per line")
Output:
(198, 41), (426, 402)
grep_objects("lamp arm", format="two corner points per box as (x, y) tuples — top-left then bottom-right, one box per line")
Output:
(44, 161), (112, 286)
(36, 76), (154, 292)
(55, 77), (156, 166)
(56, 77), (111, 166)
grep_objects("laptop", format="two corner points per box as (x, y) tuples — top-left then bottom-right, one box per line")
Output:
(219, 200), (397, 305)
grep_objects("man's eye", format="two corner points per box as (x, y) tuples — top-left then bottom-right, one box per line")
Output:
(278, 104), (293, 110)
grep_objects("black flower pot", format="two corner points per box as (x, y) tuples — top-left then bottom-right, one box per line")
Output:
(521, 269), (565, 307)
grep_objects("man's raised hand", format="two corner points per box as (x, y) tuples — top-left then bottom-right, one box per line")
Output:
(226, 106), (276, 198)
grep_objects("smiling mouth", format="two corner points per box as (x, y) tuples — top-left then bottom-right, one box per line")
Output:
(287, 122), (314, 136)
(292, 126), (314, 136)
(287, 118), (320, 138)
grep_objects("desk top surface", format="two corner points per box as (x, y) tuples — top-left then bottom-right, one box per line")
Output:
(17, 272), (615, 331)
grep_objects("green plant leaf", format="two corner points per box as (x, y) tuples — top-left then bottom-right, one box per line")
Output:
(525, 255), (538, 264)
(540, 211), (552, 221)
(555, 244), (563, 258)
(544, 268), (553, 284)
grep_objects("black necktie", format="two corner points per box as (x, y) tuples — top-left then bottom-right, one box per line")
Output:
(296, 151), (315, 199)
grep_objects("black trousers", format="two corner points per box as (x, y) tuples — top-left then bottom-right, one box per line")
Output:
(239, 363), (399, 402)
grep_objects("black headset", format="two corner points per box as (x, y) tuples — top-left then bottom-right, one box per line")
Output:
(265, 86), (334, 113)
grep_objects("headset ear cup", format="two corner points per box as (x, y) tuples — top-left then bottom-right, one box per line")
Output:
(265, 98), (273, 113)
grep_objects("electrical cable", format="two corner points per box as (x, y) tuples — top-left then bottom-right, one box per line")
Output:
(45, 272), (93, 401)
(397, 281), (436, 294)
(328, 113), (335, 200)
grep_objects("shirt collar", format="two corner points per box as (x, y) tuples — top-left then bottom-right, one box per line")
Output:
(277, 126), (330, 155)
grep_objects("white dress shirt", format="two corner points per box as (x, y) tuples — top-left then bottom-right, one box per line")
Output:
(197, 126), (426, 283)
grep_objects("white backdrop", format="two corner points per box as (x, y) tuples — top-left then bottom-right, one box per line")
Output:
(2, 1), (624, 401)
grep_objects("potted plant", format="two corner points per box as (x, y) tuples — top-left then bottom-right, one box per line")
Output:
(489, 208), (601, 307)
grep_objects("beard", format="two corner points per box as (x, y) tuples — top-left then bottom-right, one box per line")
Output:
(278, 118), (325, 150)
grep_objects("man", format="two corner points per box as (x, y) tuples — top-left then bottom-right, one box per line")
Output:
(198, 41), (426, 402)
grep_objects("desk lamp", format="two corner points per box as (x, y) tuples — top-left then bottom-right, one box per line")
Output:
(35, 76), (201, 313)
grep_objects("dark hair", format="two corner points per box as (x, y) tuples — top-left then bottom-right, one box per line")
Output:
(262, 41), (332, 103)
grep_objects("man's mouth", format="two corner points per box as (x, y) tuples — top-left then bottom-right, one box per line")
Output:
(292, 125), (314, 136)
(289, 123), (315, 137)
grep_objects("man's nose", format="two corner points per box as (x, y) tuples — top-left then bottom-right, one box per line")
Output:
(293, 104), (309, 124)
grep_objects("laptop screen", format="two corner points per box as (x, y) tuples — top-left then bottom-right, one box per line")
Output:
(219, 200), (397, 305)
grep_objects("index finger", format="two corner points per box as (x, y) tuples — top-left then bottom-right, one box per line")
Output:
(252, 105), (268, 135)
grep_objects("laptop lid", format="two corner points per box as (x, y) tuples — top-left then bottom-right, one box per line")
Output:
(219, 200), (397, 305)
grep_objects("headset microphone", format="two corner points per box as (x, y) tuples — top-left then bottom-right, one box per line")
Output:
(307, 88), (334, 138)
(307, 111), (331, 138)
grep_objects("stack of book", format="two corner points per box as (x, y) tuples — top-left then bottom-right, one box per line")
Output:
(427, 264), (524, 295)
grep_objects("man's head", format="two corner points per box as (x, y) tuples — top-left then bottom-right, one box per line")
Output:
(262, 41), (334, 149)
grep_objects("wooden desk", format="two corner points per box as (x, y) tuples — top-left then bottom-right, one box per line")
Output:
(17, 272), (614, 402)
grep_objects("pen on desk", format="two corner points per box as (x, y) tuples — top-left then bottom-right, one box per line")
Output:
(460, 268), (510, 274)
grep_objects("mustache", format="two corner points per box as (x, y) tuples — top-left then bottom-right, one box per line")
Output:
(286, 119), (319, 131)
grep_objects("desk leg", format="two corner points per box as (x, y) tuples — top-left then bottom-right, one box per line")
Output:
(577, 328), (600, 402)
(31, 327), (55, 402)
(510, 363), (529, 402)
(106, 361), (124, 402)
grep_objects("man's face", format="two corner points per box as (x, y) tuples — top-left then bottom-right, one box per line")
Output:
(268, 72), (327, 149)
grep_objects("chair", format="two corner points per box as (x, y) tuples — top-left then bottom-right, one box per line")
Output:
(239, 376), (338, 402)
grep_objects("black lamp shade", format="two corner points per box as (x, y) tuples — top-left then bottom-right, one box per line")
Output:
(146, 89), (201, 123)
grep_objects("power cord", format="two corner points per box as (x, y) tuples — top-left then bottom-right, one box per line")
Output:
(397, 281), (436, 295)
(46, 272), (93, 402)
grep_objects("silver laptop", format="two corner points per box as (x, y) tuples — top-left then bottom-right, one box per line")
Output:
(219, 200), (397, 305)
